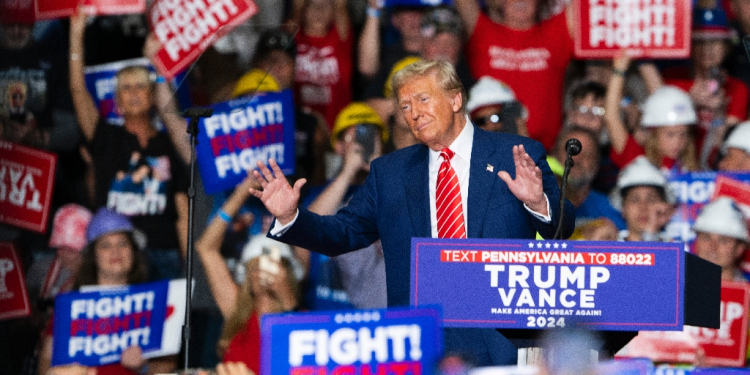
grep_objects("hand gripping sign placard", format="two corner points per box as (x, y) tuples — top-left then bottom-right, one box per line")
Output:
(0, 141), (57, 233)
(574, 0), (691, 59)
(196, 90), (296, 194)
(411, 238), (684, 331)
(148, 0), (258, 79)
(261, 308), (442, 375)
(0, 242), (31, 320)
(51, 279), (187, 367)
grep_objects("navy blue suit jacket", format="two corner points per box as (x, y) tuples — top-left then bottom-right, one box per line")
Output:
(272, 126), (575, 364)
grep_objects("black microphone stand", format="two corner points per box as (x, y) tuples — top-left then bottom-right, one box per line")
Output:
(554, 139), (581, 240)
(181, 107), (213, 370)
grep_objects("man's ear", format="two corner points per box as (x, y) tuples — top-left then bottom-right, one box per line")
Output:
(451, 91), (463, 113)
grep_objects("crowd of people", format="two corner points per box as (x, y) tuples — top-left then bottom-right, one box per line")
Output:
(3, 0), (750, 373)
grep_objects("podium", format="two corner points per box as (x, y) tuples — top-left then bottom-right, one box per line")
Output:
(409, 238), (721, 356)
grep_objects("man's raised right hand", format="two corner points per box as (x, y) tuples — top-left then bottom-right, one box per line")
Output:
(248, 159), (306, 226)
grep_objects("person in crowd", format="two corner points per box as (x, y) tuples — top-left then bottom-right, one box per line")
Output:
(718, 122), (750, 171)
(662, 3), (748, 169)
(605, 53), (699, 172)
(693, 197), (749, 281)
(69, 10), (189, 281)
(727, 0), (750, 89)
(233, 28), (329, 186)
(358, 1), (424, 79)
(366, 6), (472, 152)
(551, 127), (625, 230)
(465, 76), (528, 136)
(248, 60), (574, 366)
(297, 102), (388, 310)
(39, 209), (176, 375)
(289, 0), (352, 129)
(195, 175), (303, 374)
(454, 0), (575, 150)
(611, 157), (676, 242)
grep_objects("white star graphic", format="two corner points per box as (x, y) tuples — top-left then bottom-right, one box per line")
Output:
(528, 242), (534, 248)
(553, 243), (559, 249)
(561, 243), (568, 249)
(537, 243), (543, 248)
(545, 243), (551, 249)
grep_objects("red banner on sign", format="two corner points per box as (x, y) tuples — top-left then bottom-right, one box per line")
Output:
(686, 281), (750, 367)
(0, 243), (31, 321)
(574, 0), (691, 59)
(34, 0), (145, 20)
(148, 0), (258, 79)
(0, 141), (57, 233)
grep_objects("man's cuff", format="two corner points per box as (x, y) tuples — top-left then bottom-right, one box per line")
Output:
(269, 209), (300, 236)
(524, 194), (552, 223)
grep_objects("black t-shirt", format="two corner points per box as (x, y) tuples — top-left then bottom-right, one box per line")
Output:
(87, 120), (188, 249)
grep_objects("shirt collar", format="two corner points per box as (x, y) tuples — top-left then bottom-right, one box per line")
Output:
(429, 116), (474, 164)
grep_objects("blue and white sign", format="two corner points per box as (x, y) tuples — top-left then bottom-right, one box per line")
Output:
(196, 90), (296, 194)
(52, 280), (170, 366)
(261, 308), (442, 375)
(411, 238), (685, 331)
(84, 58), (152, 126)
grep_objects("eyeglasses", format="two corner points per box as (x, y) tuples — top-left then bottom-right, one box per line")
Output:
(576, 105), (605, 116)
(472, 113), (502, 127)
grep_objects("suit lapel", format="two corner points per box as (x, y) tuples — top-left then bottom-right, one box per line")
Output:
(404, 146), (431, 238)
(467, 127), (498, 238)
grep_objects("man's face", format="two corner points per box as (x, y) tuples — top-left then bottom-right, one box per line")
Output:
(555, 132), (598, 189)
(116, 71), (153, 117)
(397, 73), (464, 151)
(718, 148), (750, 172)
(471, 104), (503, 132)
(422, 33), (462, 65)
(567, 94), (605, 134)
(695, 231), (746, 273)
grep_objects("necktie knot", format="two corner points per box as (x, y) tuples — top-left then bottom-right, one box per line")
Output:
(440, 148), (454, 162)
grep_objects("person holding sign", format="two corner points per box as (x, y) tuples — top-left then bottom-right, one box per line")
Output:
(693, 197), (750, 282)
(39, 209), (176, 375)
(249, 60), (575, 366)
(68, 10), (189, 282)
(196, 176), (303, 374)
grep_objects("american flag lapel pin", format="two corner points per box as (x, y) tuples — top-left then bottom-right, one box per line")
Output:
(486, 164), (494, 172)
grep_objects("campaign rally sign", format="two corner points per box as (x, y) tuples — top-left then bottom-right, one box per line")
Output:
(196, 90), (296, 194)
(51, 279), (179, 367)
(35, 0), (145, 20)
(148, 0), (257, 79)
(411, 238), (684, 331)
(574, 0), (691, 59)
(0, 243), (31, 320)
(0, 141), (57, 233)
(84, 58), (152, 126)
(665, 171), (750, 246)
(685, 281), (750, 367)
(261, 308), (442, 375)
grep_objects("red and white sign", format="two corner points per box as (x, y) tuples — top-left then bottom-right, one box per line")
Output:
(34, 0), (145, 20)
(574, 0), (691, 59)
(713, 175), (750, 217)
(148, 0), (258, 79)
(685, 281), (750, 367)
(0, 243), (31, 321)
(0, 141), (56, 233)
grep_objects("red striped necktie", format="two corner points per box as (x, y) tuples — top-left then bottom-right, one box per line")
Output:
(436, 148), (467, 239)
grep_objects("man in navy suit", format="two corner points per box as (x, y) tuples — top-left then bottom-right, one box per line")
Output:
(250, 60), (575, 366)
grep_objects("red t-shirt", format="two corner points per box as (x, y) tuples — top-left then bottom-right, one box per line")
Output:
(294, 26), (354, 130)
(223, 311), (261, 374)
(466, 12), (574, 150)
(610, 135), (677, 170)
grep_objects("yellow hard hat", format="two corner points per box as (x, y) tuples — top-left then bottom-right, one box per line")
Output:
(331, 102), (389, 148)
(384, 56), (422, 98)
(232, 69), (280, 98)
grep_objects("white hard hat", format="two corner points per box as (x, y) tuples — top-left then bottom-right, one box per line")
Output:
(466, 76), (517, 114)
(611, 156), (673, 210)
(641, 85), (697, 127)
(234, 234), (305, 283)
(723, 122), (750, 155)
(693, 197), (749, 242)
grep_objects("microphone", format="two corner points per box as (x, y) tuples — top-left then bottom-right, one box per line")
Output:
(565, 138), (582, 156)
(554, 138), (582, 240)
(181, 107), (214, 118)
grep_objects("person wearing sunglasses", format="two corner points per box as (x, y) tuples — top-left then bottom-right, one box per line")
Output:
(466, 76), (528, 136)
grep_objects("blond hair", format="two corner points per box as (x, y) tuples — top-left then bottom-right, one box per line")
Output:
(644, 128), (699, 171)
(390, 60), (466, 113)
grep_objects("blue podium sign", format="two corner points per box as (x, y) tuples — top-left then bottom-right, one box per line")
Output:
(261, 308), (442, 375)
(410, 239), (685, 331)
